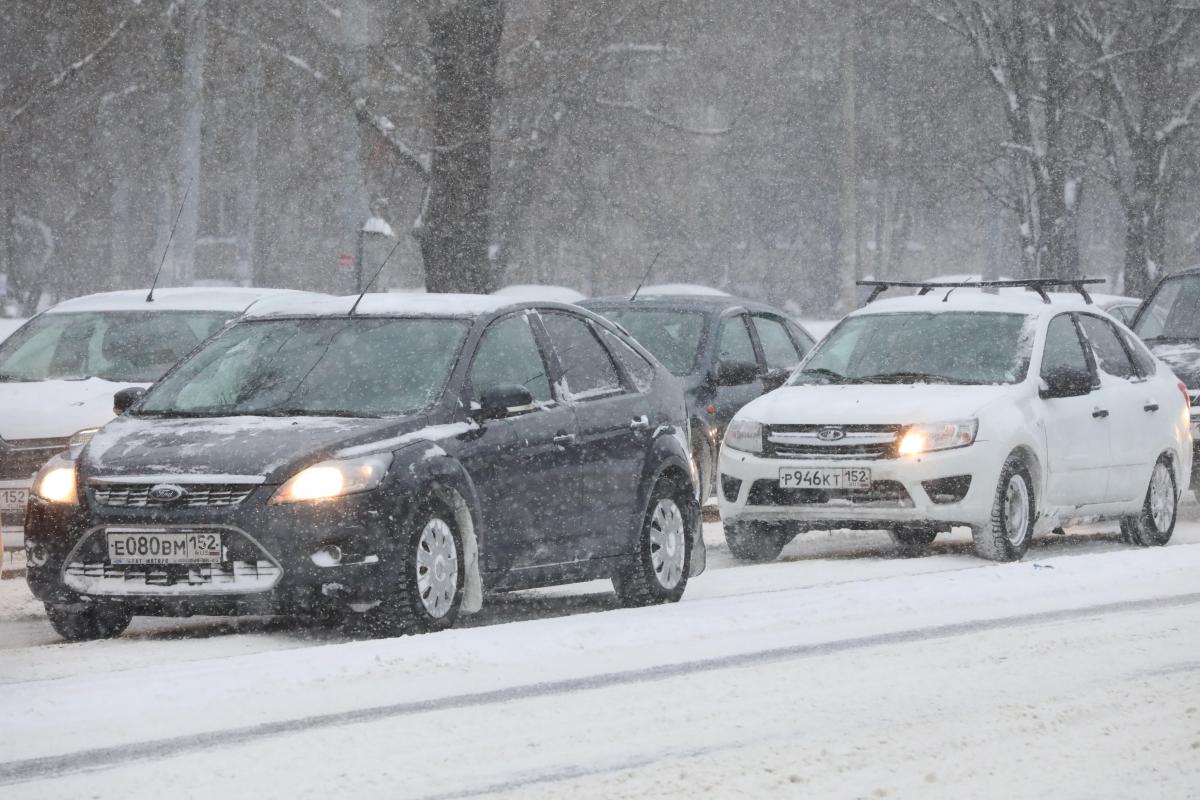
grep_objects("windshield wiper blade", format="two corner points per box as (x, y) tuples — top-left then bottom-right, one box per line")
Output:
(1142, 336), (1200, 344)
(800, 367), (849, 384)
(256, 408), (382, 419)
(855, 371), (963, 385)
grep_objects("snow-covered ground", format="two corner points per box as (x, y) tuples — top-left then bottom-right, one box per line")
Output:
(2, 507), (1198, 797)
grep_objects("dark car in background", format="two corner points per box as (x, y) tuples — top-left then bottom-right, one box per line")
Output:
(581, 293), (816, 500)
(1132, 266), (1200, 489)
(24, 294), (702, 641)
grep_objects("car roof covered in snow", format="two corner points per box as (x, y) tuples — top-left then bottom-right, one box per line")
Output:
(850, 289), (1106, 319)
(492, 284), (586, 303)
(44, 287), (322, 315)
(244, 292), (531, 320)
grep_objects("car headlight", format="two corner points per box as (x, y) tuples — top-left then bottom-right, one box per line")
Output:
(897, 419), (978, 456)
(270, 453), (393, 504)
(724, 419), (763, 454)
(33, 459), (78, 504)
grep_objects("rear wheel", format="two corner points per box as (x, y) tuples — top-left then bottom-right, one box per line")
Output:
(371, 504), (464, 635)
(888, 525), (937, 557)
(45, 602), (132, 642)
(1123, 458), (1177, 547)
(724, 521), (790, 563)
(613, 477), (693, 607)
(972, 455), (1034, 562)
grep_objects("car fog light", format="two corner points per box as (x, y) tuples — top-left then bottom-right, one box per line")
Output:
(311, 544), (344, 567)
(27, 543), (50, 568)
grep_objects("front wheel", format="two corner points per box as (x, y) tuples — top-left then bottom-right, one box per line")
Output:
(45, 602), (133, 642)
(1123, 458), (1177, 547)
(613, 478), (693, 607)
(724, 521), (791, 563)
(972, 455), (1034, 562)
(371, 504), (465, 636)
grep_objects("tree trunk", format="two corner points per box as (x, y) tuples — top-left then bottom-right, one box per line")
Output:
(834, 3), (859, 310)
(173, 0), (207, 286)
(417, 0), (504, 294)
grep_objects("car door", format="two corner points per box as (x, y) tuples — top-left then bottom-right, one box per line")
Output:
(708, 312), (764, 435)
(1038, 313), (1112, 507)
(1077, 313), (1156, 501)
(461, 312), (579, 572)
(537, 311), (647, 561)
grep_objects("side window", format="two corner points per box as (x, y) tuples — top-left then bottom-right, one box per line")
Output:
(540, 312), (622, 398)
(752, 314), (802, 370)
(1079, 315), (1136, 379)
(599, 328), (655, 392)
(1040, 315), (1091, 379)
(788, 321), (816, 356)
(468, 315), (552, 404)
(1117, 327), (1157, 377)
(717, 315), (757, 365)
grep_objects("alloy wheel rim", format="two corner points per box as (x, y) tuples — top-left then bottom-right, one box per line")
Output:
(1003, 474), (1029, 546)
(649, 498), (686, 590)
(1150, 463), (1174, 532)
(415, 518), (458, 618)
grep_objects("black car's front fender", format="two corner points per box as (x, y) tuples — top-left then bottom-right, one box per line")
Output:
(638, 427), (705, 576)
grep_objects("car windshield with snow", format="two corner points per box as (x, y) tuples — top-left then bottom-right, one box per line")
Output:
(718, 280), (1192, 563)
(23, 294), (701, 641)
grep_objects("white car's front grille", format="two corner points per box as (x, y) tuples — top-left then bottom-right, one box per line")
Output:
(764, 425), (901, 460)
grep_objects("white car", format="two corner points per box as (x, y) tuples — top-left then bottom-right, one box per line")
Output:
(718, 282), (1192, 562)
(0, 287), (321, 552)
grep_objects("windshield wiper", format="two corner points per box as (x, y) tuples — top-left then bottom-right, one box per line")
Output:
(1142, 336), (1200, 344)
(799, 367), (850, 384)
(854, 371), (964, 385)
(256, 408), (382, 419)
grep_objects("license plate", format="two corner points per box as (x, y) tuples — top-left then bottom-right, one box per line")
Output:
(0, 488), (28, 512)
(779, 467), (872, 490)
(106, 529), (222, 566)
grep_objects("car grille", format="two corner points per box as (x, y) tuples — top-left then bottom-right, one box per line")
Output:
(763, 424), (901, 460)
(0, 437), (69, 480)
(62, 527), (281, 595)
(747, 479), (913, 507)
(90, 484), (256, 508)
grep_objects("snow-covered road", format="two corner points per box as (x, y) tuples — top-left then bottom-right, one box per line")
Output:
(3, 515), (1199, 798)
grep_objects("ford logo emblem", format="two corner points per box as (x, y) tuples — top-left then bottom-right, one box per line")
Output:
(148, 484), (186, 502)
(816, 427), (846, 442)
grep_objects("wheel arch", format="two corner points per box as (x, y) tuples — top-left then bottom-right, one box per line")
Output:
(639, 434), (705, 576)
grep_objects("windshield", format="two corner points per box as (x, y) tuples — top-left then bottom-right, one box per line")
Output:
(790, 311), (1032, 386)
(592, 308), (706, 375)
(138, 317), (470, 418)
(0, 311), (233, 383)
(1134, 274), (1200, 341)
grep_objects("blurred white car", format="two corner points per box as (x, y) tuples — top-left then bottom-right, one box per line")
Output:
(718, 280), (1191, 562)
(0, 287), (320, 552)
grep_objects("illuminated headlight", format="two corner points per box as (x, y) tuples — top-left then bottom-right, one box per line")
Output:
(33, 460), (78, 504)
(68, 427), (99, 458)
(271, 453), (393, 504)
(724, 419), (763, 454)
(897, 419), (978, 457)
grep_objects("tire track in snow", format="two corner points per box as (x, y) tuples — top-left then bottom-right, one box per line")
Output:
(4, 591), (1200, 787)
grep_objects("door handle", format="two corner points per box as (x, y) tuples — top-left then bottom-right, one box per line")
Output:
(1092, 408), (1109, 418)
(1144, 402), (1159, 412)
(630, 415), (650, 430)
(552, 433), (576, 446)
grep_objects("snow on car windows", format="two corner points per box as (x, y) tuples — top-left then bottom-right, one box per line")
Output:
(791, 311), (1032, 386)
(596, 308), (706, 375)
(0, 311), (232, 383)
(138, 317), (469, 417)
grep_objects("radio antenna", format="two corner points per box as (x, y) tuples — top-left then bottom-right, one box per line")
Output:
(629, 249), (663, 302)
(147, 178), (193, 303)
(348, 235), (405, 316)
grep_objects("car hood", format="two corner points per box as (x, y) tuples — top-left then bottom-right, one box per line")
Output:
(736, 383), (1016, 426)
(1146, 342), (1200, 387)
(0, 378), (139, 441)
(79, 412), (445, 483)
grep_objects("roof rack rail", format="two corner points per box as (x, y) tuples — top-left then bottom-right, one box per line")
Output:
(856, 278), (1106, 305)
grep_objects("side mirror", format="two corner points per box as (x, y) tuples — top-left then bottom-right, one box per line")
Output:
(113, 387), (147, 415)
(762, 367), (791, 392)
(1039, 367), (1093, 399)
(478, 384), (535, 420)
(714, 359), (760, 387)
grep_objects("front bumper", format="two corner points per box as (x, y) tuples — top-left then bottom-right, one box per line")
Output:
(24, 484), (405, 616)
(718, 441), (1004, 531)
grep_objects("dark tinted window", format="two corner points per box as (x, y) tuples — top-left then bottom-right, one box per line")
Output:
(469, 315), (552, 403)
(717, 315), (757, 364)
(1079, 314), (1135, 379)
(599, 328), (655, 392)
(541, 313), (622, 397)
(752, 315), (802, 370)
(592, 308), (705, 375)
(1134, 275), (1200, 340)
(1041, 315), (1090, 378)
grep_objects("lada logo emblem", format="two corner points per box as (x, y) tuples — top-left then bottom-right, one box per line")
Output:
(816, 427), (846, 442)
(149, 484), (186, 502)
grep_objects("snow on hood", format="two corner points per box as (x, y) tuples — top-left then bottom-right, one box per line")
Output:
(0, 378), (137, 441)
(736, 383), (1016, 427)
(1147, 342), (1200, 387)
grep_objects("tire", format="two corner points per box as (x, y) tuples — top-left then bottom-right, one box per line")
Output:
(45, 602), (132, 642)
(613, 477), (693, 607)
(724, 520), (790, 563)
(371, 503), (465, 636)
(693, 435), (715, 505)
(972, 454), (1035, 562)
(888, 525), (937, 557)
(1124, 457), (1177, 547)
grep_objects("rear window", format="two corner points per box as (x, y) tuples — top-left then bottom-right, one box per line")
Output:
(589, 308), (706, 376)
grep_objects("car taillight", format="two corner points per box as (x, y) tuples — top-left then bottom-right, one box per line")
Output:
(1179, 381), (1191, 409)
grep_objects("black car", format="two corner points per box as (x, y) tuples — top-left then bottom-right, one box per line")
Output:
(581, 293), (816, 500)
(24, 294), (702, 640)
(1131, 266), (1200, 489)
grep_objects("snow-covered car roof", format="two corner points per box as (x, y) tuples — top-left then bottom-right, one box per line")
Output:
(493, 284), (586, 303)
(1088, 293), (1140, 308)
(638, 283), (731, 297)
(244, 292), (521, 320)
(850, 289), (1105, 319)
(43, 287), (320, 315)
